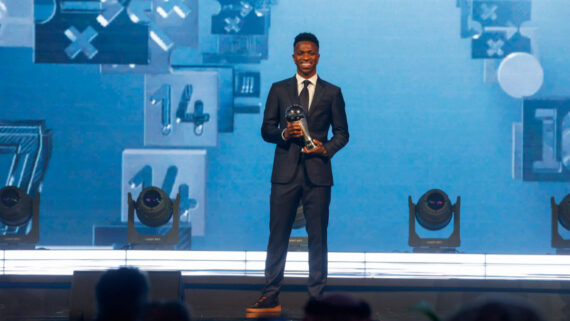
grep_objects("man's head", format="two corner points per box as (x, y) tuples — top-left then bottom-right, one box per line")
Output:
(293, 32), (320, 79)
(95, 267), (150, 321)
(445, 295), (545, 321)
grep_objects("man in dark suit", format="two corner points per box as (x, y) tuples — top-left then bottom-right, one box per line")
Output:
(247, 32), (349, 313)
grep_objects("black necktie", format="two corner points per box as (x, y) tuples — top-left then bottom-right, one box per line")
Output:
(299, 80), (310, 112)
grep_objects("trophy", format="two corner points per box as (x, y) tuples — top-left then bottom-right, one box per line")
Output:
(285, 104), (317, 151)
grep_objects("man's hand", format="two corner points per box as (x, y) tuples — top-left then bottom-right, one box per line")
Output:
(303, 139), (328, 156)
(283, 121), (303, 140)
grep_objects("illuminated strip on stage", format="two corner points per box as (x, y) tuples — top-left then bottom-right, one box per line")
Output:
(2, 250), (570, 280)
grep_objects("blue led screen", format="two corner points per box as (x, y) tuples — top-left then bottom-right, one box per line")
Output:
(1, 0), (570, 253)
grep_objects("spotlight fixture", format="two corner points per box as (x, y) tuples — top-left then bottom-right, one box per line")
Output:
(408, 189), (460, 252)
(127, 186), (180, 249)
(0, 186), (40, 248)
(550, 195), (570, 252)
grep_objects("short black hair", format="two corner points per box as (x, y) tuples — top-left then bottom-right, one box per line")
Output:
(294, 32), (319, 48)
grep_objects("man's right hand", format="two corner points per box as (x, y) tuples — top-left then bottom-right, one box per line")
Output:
(283, 122), (303, 140)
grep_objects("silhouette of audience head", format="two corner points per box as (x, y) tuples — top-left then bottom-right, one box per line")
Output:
(303, 292), (372, 321)
(95, 267), (150, 321)
(142, 301), (192, 321)
(445, 295), (545, 321)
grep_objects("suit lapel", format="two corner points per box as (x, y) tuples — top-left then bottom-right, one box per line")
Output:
(286, 76), (299, 107)
(308, 78), (326, 116)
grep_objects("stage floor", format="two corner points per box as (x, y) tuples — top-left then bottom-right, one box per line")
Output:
(2, 250), (570, 320)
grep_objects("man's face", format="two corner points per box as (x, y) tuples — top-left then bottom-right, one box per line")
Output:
(293, 41), (320, 78)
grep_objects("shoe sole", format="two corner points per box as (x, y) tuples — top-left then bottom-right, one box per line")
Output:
(245, 305), (282, 313)
(246, 308), (282, 319)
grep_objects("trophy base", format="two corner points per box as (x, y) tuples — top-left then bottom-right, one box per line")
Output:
(303, 142), (318, 152)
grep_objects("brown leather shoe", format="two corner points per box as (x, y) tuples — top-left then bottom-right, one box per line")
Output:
(246, 295), (282, 313)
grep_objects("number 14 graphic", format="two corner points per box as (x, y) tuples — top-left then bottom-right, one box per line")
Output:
(144, 72), (218, 147)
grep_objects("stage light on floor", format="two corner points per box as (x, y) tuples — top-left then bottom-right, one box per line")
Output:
(408, 189), (460, 252)
(127, 186), (180, 249)
(0, 186), (40, 249)
(550, 195), (570, 252)
(1, 186), (32, 226)
(135, 187), (173, 227)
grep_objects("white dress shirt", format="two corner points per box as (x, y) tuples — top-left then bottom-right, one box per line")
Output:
(282, 73), (319, 141)
(296, 73), (318, 110)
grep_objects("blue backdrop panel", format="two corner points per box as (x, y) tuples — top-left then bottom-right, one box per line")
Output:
(1, 0), (570, 253)
(100, 0), (199, 74)
(121, 149), (206, 236)
(472, 0), (531, 28)
(523, 99), (570, 181)
(0, 0), (34, 47)
(144, 71), (218, 147)
(34, 0), (149, 64)
(211, 2), (267, 35)
(471, 32), (531, 59)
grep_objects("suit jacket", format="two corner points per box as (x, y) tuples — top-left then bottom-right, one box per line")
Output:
(261, 76), (349, 186)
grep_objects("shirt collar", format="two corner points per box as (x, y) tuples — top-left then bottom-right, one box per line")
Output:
(296, 73), (318, 86)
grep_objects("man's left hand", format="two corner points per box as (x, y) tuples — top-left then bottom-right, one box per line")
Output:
(303, 139), (328, 156)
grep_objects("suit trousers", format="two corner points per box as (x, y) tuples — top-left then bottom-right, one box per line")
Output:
(263, 157), (331, 299)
